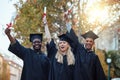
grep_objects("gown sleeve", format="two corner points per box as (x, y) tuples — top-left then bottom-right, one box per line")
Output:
(8, 40), (28, 60)
(41, 55), (50, 80)
(95, 55), (107, 80)
(46, 39), (57, 60)
(66, 28), (85, 53)
(66, 22), (85, 49)
(46, 39), (57, 80)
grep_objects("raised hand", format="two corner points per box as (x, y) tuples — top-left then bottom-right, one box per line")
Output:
(6, 22), (12, 29)
(5, 23), (16, 43)
(5, 27), (11, 35)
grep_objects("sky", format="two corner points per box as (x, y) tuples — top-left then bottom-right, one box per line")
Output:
(0, 0), (14, 53)
(0, 0), (24, 66)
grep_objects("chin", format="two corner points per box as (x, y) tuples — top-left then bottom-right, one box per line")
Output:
(86, 47), (90, 49)
(60, 50), (66, 53)
(35, 48), (40, 50)
(33, 47), (41, 51)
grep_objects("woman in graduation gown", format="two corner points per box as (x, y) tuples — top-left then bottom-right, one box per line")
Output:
(65, 21), (107, 80)
(46, 34), (75, 80)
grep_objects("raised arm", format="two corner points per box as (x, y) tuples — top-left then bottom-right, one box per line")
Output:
(5, 27), (28, 60)
(5, 27), (16, 44)
(46, 39), (57, 60)
(45, 24), (57, 60)
(64, 17), (79, 48)
(43, 16), (57, 60)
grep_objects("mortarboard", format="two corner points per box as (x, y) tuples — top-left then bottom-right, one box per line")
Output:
(30, 33), (43, 42)
(81, 31), (98, 40)
(58, 34), (72, 44)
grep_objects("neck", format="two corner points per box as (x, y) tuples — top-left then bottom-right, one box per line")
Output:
(61, 51), (67, 56)
(84, 45), (92, 51)
(62, 53), (66, 56)
(86, 49), (92, 52)
(34, 49), (41, 53)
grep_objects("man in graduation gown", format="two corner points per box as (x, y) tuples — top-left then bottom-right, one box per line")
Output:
(5, 27), (50, 80)
(65, 21), (107, 80)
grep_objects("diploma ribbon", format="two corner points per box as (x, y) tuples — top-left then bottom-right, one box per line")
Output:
(6, 22), (12, 29)
(64, 4), (74, 16)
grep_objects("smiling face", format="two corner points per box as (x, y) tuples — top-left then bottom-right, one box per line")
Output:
(84, 38), (94, 50)
(32, 38), (42, 51)
(58, 40), (69, 53)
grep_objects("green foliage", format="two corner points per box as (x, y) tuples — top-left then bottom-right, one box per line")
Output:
(13, 0), (120, 47)
(13, 0), (74, 47)
(78, 0), (120, 34)
(104, 50), (120, 77)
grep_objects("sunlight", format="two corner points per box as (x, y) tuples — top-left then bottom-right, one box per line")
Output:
(85, 1), (109, 24)
(87, 7), (109, 24)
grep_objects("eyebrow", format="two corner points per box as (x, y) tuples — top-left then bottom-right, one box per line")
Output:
(33, 39), (41, 42)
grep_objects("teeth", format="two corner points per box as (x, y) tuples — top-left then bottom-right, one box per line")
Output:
(61, 47), (64, 48)
(35, 45), (39, 47)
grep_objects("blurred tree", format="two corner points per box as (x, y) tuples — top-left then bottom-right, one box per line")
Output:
(13, 0), (74, 47)
(2, 61), (10, 80)
(11, 0), (120, 78)
(104, 50), (120, 77)
(12, 0), (120, 46)
(78, 0), (120, 34)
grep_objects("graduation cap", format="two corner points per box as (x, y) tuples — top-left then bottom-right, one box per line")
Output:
(58, 34), (72, 44)
(30, 33), (43, 42)
(81, 31), (98, 40)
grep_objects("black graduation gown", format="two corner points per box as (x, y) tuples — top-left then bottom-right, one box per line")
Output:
(66, 29), (107, 80)
(8, 40), (50, 80)
(46, 39), (74, 80)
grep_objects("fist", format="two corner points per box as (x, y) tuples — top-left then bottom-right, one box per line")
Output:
(5, 27), (11, 35)
(6, 23), (12, 28)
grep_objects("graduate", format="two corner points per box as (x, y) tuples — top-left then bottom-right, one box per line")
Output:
(46, 33), (75, 80)
(64, 12), (106, 80)
(43, 7), (74, 80)
(5, 27), (50, 80)
(65, 21), (107, 80)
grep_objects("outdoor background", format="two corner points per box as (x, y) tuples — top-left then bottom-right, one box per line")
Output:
(0, 0), (120, 80)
